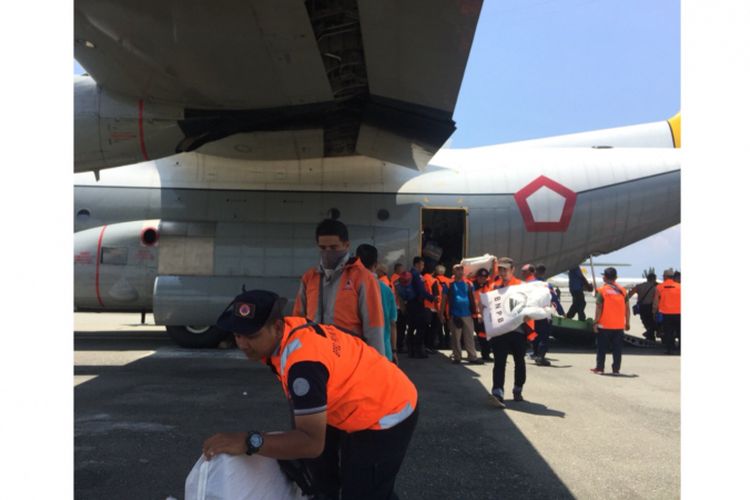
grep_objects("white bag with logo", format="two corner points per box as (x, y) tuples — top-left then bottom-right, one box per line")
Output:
(460, 254), (496, 277)
(185, 453), (306, 500)
(479, 281), (553, 339)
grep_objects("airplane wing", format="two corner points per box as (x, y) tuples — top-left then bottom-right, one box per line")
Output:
(74, 0), (483, 170)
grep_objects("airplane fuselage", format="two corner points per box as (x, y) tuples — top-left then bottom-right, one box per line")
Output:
(74, 142), (679, 330)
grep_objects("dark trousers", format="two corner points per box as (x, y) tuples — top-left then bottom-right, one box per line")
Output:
(638, 304), (657, 339)
(293, 408), (419, 500)
(396, 310), (407, 352)
(596, 329), (624, 372)
(661, 314), (681, 353)
(440, 320), (451, 349)
(566, 290), (587, 320)
(425, 311), (441, 350)
(473, 319), (492, 360)
(489, 331), (527, 395)
(406, 303), (429, 357)
(533, 318), (551, 358)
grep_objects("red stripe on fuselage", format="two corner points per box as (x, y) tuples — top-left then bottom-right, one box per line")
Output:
(95, 225), (107, 308)
(138, 100), (149, 161)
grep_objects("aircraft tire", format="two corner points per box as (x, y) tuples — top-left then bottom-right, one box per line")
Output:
(165, 325), (229, 348)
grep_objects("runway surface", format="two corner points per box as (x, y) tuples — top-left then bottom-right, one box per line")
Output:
(75, 312), (679, 499)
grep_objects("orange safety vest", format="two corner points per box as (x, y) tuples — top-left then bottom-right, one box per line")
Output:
(391, 273), (401, 290)
(270, 317), (418, 432)
(293, 258), (384, 341)
(471, 280), (493, 318)
(471, 280), (493, 338)
(423, 274), (438, 310)
(597, 283), (628, 330)
(494, 276), (536, 340)
(435, 275), (451, 309)
(379, 275), (395, 297)
(657, 279), (681, 314)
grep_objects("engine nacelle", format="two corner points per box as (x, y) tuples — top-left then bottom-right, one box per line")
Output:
(74, 220), (160, 311)
(75, 76), (185, 173)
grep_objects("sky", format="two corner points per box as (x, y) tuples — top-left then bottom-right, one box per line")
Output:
(448, 0), (681, 278)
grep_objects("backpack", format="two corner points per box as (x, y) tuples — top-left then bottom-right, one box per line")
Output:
(395, 272), (417, 302)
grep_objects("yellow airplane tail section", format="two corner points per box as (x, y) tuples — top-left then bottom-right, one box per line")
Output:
(667, 112), (681, 148)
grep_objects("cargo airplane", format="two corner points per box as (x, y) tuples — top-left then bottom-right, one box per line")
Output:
(73, 0), (680, 347)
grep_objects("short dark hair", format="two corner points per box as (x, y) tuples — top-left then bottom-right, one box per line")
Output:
(647, 273), (657, 281)
(394, 263), (404, 272)
(355, 244), (378, 269)
(413, 256), (424, 266)
(315, 219), (348, 242)
(535, 264), (546, 275)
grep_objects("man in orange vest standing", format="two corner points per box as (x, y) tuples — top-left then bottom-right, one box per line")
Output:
(653, 268), (681, 354)
(293, 219), (385, 356)
(205, 290), (419, 499)
(591, 267), (630, 375)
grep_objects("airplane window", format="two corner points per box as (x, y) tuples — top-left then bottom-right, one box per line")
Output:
(377, 209), (390, 221)
(77, 209), (91, 221)
(101, 247), (128, 265)
(328, 208), (341, 220)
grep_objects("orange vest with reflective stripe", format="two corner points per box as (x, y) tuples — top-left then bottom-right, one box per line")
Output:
(271, 317), (418, 432)
(597, 283), (628, 329)
(657, 279), (681, 314)
(293, 258), (384, 339)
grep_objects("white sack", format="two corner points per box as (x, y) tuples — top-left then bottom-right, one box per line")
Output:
(185, 453), (306, 500)
(460, 254), (496, 276)
(480, 281), (553, 339)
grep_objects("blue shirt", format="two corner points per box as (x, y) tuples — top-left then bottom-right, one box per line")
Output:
(377, 278), (398, 361)
(447, 280), (472, 318)
(568, 267), (587, 292)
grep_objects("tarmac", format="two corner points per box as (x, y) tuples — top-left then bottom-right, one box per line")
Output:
(74, 301), (679, 500)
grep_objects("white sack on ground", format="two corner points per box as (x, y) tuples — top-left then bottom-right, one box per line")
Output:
(480, 281), (553, 339)
(185, 453), (306, 500)
(460, 254), (496, 276)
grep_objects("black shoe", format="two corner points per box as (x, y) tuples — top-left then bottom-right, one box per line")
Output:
(425, 348), (437, 354)
(512, 389), (524, 402)
(535, 358), (551, 366)
(452, 359), (462, 365)
(468, 358), (485, 365)
(482, 355), (493, 362)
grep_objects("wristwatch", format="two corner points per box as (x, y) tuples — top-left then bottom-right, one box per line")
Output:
(245, 431), (264, 456)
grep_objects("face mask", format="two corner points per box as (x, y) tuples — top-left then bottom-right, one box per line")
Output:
(320, 249), (348, 270)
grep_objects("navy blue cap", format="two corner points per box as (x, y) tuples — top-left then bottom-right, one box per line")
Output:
(216, 290), (286, 336)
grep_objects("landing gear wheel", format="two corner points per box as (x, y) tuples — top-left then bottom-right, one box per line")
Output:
(165, 325), (229, 348)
